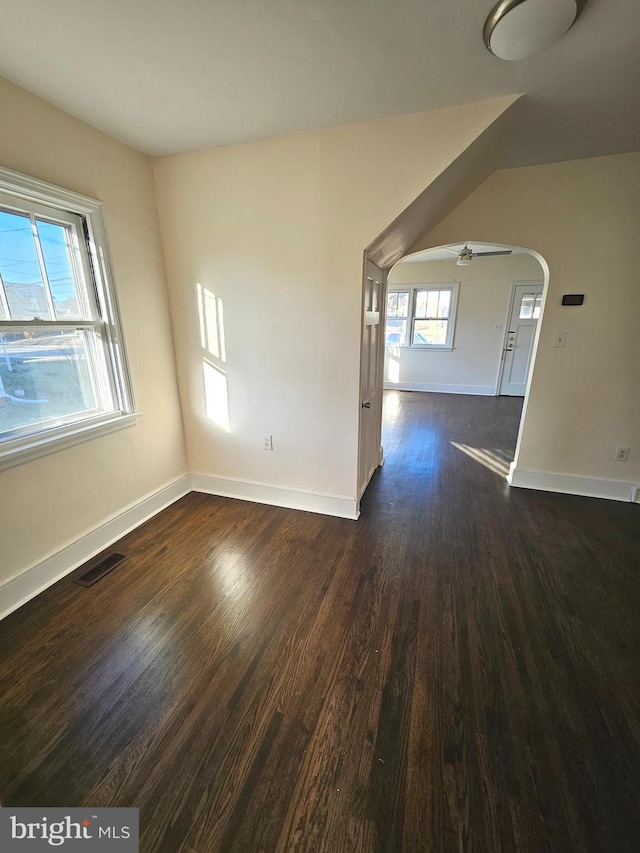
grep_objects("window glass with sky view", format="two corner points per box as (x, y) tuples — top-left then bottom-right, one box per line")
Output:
(0, 175), (134, 465)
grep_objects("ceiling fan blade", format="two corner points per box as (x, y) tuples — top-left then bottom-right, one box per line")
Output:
(470, 250), (512, 257)
(443, 247), (461, 254)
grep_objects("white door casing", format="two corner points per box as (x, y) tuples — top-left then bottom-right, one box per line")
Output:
(358, 258), (385, 500)
(499, 281), (544, 396)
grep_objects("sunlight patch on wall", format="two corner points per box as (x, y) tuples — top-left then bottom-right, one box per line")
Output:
(386, 346), (400, 383)
(197, 282), (230, 432)
(203, 359), (230, 432)
(197, 282), (226, 361)
(450, 441), (511, 477)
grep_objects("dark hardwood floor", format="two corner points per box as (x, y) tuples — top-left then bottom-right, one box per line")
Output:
(1, 391), (639, 852)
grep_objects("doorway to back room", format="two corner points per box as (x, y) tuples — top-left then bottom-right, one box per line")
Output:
(380, 242), (546, 486)
(384, 242), (545, 400)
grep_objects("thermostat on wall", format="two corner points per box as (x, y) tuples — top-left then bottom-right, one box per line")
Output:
(562, 294), (584, 306)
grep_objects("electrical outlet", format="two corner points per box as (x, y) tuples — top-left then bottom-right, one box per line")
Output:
(262, 433), (273, 451)
(493, 323), (503, 332)
(614, 446), (630, 462)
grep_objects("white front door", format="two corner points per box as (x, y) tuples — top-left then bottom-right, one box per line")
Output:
(358, 258), (385, 499)
(499, 281), (544, 396)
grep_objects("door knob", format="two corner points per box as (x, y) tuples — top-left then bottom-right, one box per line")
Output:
(362, 401), (371, 408)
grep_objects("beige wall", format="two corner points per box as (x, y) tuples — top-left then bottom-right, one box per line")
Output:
(0, 78), (187, 585)
(3, 75), (633, 598)
(415, 152), (640, 488)
(153, 97), (516, 501)
(386, 254), (543, 393)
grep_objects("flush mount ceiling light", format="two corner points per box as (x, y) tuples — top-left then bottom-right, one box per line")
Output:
(484, 0), (579, 61)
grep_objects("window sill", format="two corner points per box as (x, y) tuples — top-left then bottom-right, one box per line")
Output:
(0, 411), (142, 472)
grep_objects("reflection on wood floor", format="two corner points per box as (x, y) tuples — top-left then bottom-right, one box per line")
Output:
(1, 390), (638, 852)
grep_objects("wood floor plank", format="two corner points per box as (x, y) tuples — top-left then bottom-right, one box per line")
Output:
(1, 391), (639, 851)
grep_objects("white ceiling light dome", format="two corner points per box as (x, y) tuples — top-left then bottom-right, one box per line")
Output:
(484, 0), (579, 61)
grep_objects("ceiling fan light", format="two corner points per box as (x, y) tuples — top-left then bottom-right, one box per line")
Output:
(484, 0), (578, 62)
(457, 255), (471, 266)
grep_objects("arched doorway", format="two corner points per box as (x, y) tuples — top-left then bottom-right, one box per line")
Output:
(357, 241), (550, 512)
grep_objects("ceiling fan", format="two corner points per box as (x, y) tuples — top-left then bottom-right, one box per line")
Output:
(445, 245), (512, 266)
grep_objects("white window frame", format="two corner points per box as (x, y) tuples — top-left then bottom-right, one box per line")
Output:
(386, 283), (459, 351)
(0, 167), (139, 470)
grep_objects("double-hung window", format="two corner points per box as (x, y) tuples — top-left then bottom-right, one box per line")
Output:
(0, 168), (136, 469)
(385, 283), (459, 350)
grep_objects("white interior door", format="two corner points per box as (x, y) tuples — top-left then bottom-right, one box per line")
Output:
(358, 258), (385, 499)
(499, 281), (544, 396)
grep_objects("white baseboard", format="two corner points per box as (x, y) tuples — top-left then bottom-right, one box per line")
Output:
(0, 471), (358, 622)
(0, 475), (191, 622)
(383, 382), (495, 396)
(358, 464), (377, 500)
(507, 464), (637, 503)
(190, 473), (359, 520)
(5, 459), (634, 623)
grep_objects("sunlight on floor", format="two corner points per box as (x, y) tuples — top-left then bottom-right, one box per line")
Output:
(450, 441), (511, 477)
(211, 549), (250, 601)
(383, 390), (401, 420)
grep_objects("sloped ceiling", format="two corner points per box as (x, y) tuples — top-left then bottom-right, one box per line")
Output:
(367, 106), (516, 269)
(0, 0), (637, 164)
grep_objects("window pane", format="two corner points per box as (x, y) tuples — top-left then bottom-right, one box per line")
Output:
(532, 292), (542, 319)
(385, 318), (407, 346)
(0, 329), (115, 439)
(413, 319), (448, 346)
(0, 209), (51, 320)
(426, 291), (439, 319)
(396, 291), (408, 317)
(0, 172), (136, 469)
(387, 291), (408, 318)
(519, 293), (537, 319)
(415, 289), (451, 319)
(37, 220), (82, 319)
(438, 290), (451, 318)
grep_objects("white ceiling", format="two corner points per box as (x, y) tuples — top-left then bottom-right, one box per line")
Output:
(403, 243), (528, 263)
(0, 0), (637, 163)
